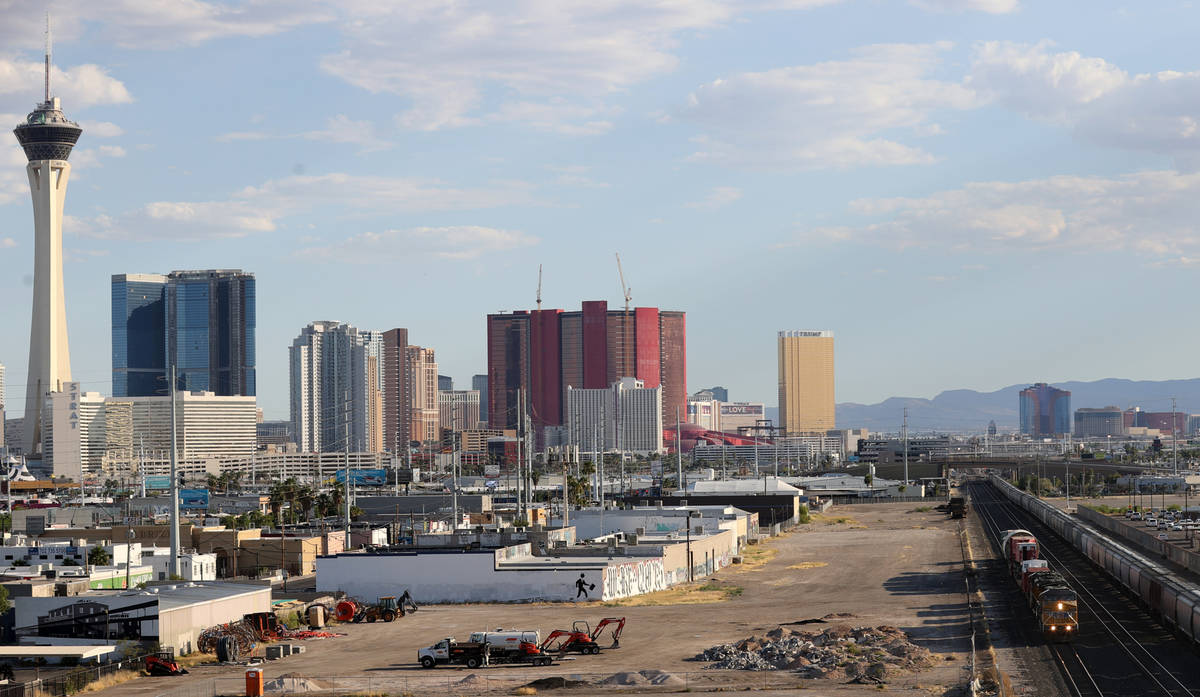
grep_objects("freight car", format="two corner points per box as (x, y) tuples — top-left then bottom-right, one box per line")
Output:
(999, 529), (1079, 639)
(989, 474), (1200, 648)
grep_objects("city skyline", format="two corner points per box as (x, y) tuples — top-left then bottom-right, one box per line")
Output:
(3, 3), (1200, 421)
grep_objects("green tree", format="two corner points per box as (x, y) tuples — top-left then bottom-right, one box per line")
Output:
(0, 584), (10, 615)
(296, 485), (316, 524)
(87, 546), (111, 566)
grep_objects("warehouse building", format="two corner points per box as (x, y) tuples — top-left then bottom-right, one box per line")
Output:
(14, 582), (270, 654)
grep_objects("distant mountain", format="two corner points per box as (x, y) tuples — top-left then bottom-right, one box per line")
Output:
(833, 378), (1200, 433)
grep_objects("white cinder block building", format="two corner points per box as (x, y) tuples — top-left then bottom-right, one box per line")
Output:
(567, 378), (663, 454)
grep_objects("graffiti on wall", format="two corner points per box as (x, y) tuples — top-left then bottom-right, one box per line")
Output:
(601, 559), (667, 601)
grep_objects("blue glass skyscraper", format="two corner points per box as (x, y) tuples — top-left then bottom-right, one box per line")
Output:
(112, 269), (255, 397)
(112, 274), (167, 397)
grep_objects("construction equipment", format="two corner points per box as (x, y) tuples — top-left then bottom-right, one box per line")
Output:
(541, 627), (599, 655)
(357, 596), (402, 623)
(541, 617), (626, 654)
(590, 616), (626, 648)
(419, 630), (553, 668)
(144, 651), (188, 676)
(334, 596), (403, 623)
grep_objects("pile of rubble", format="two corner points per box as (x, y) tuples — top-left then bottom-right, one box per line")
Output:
(692, 623), (935, 682)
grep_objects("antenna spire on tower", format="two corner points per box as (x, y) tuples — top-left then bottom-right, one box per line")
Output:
(44, 11), (52, 103)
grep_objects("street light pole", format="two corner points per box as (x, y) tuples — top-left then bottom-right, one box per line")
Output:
(168, 365), (181, 579)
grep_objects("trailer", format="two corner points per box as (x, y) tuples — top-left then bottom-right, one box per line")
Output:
(419, 631), (554, 668)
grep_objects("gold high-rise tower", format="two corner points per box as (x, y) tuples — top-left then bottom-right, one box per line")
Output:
(777, 330), (834, 434)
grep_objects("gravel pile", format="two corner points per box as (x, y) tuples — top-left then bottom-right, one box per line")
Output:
(692, 624), (935, 682)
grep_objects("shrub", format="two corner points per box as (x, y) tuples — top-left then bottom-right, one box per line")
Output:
(797, 504), (811, 524)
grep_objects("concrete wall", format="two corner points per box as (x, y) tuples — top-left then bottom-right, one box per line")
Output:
(1078, 506), (1200, 576)
(601, 559), (666, 601)
(316, 551), (603, 603)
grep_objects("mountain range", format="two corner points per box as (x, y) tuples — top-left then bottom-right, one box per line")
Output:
(827, 378), (1200, 433)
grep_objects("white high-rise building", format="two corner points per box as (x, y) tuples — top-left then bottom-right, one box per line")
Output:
(289, 321), (383, 453)
(616, 378), (664, 454)
(15, 27), (82, 456)
(567, 378), (663, 455)
(43, 385), (256, 478)
(438, 390), (481, 432)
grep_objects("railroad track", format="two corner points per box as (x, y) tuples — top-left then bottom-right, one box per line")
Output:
(969, 480), (1197, 697)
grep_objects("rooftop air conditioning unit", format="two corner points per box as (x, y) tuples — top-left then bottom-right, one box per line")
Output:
(635, 527), (646, 536)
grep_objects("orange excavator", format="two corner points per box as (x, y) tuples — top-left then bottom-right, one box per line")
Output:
(540, 617), (626, 655)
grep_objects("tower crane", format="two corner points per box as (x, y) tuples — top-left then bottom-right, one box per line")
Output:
(615, 253), (632, 380)
(615, 253), (631, 312)
(536, 264), (543, 311)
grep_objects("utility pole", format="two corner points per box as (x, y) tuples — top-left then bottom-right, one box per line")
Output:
(344, 390), (351, 543)
(902, 407), (909, 486)
(1172, 397), (1179, 476)
(168, 365), (181, 579)
(451, 433), (459, 531)
(675, 407), (683, 494)
(516, 389), (524, 519)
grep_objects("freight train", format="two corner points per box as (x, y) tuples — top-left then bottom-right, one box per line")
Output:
(1000, 529), (1079, 640)
(989, 474), (1200, 649)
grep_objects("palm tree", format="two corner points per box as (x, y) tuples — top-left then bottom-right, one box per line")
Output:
(296, 485), (316, 524)
(227, 470), (243, 494)
(315, 493), (333, 519)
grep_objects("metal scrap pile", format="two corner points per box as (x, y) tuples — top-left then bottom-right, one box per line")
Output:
(198, 612), (343, 656)
(692, 624), (936, 682)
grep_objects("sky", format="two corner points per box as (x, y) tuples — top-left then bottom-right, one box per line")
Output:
(2, 0), (1200, 422)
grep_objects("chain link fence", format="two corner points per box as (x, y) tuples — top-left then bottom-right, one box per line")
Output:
(149, 671), (771, 697)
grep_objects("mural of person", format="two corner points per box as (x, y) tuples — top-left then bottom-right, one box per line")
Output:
(575, 573), (595, 599)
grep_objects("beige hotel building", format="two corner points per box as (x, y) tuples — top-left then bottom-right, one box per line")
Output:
(777, 330), (835, 434)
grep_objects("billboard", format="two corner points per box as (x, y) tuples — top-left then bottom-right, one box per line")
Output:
(179, 489), (209, 509)
(335, 468), (388, 486)
(720, 403), (764, 416)
(145, 475), (171, 490)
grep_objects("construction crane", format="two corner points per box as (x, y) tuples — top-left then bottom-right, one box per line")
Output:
(615, 253), (632, 382)
(536, 264), (543, 311)
(615, 253), (631, 312)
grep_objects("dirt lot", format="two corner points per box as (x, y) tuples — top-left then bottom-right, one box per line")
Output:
(94, 503), (973, 696)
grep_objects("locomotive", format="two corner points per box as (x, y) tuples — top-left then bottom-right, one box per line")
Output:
(1001, 529), (1079, 640)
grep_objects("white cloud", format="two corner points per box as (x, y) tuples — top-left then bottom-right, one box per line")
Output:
(685, 186), (743, 210)
(783, 170), (1200, 258)
(546, 165), (610, 188)
(318, 1), (737, 134)
(68, 172), (541, 240)
(0, 59), (132, 111)
(969, 41), (1200, 166)
(98, 145), (127, 158)
(0, 1), (335, 51)
(0, 236), (15, 248)
(682, 42), (977, 169)
(910, 0), (1019, 13)
(300, 115), (392, 152)
(969, 41), (1127, 122)
(214, 131), (271, 142)
(80, 121), (124, 137)
(296, 225), (538, 263)
(215, 115), (392, 152)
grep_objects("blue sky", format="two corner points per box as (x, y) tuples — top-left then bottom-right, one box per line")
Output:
(2, 0), (1199, 421)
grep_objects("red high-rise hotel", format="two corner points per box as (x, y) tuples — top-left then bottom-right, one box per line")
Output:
(487, 301), (685, 439)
